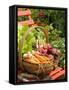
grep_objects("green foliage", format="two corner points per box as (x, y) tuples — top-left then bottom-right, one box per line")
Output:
(51, 38), (65, 54)
(59, 56), (65, 67)
(18, 25), (29, 44)
(18, 25), (46, 54)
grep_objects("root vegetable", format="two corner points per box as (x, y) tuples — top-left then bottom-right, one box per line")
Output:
(32, 55), (40, 63)
(34, 53), (49, 63)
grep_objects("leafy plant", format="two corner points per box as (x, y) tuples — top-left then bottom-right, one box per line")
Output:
(18, 25), (46, 54)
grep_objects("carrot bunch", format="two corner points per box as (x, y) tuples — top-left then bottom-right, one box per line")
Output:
(24, 52), (53, 65)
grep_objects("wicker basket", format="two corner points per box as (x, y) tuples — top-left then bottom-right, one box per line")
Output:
(18, 26), (54, 75)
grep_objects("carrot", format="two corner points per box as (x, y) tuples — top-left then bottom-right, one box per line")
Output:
(49, 67), (62, 77)
(32, 55), (40, 63)
(25, 55), (40, 64)
(42, 56), (50, 60)
(34, 54), (47, 63)
(32, 55), (46, 64)
(25, 54), (51, 64)
(51, 70), (65, 80)
(27, 58), (39, 64)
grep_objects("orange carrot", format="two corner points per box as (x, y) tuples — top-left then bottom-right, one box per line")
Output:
(26, 58), (39, 64)
(32, 55), (40, 63)
(42, 56), (50, 60)
(51, 70), (65, 80)
(34, 54), (47, 63)
(49, 67), (62, 77)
